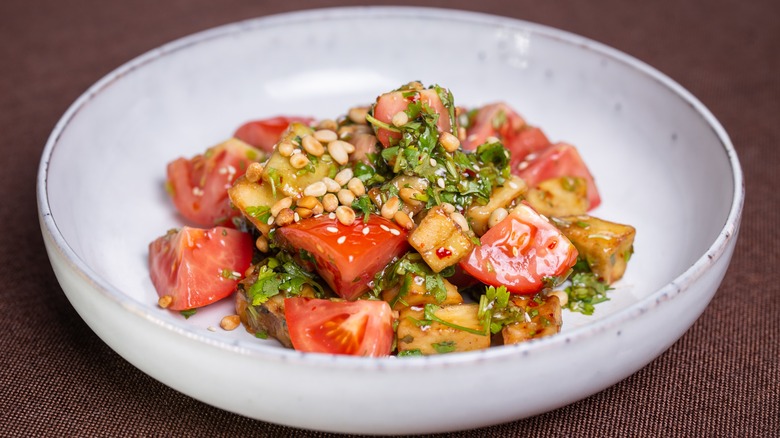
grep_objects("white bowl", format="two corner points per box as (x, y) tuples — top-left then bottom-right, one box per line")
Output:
(37, 7), (743, 435)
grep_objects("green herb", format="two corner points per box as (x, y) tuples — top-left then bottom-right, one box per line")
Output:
(246, 253), (325, 306)
(564, 272), (612, 315)
(351, 196), (376, 222)
(397, 349), (423, 357)
(245, 205), (272, 224)
(477, 285), (511, 334)
(372, 253), (451, 306)
(220, 268), (241, 280)
(422, 304), (486, 336)
(432, 341), (457, 354)
(180, 309), (197, 319)
(254, 330), (269, 339)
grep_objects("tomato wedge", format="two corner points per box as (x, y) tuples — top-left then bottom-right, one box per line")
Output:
(274, 215), (410, 300)
(459, 204), (578, 294)
(234, 116), (314, 153)
(166, 138), (263, 227)
(148, 226), (253, 311)
(461, 102), (526, 151)
(372, 88), (452, 147)
(506, 126), (551, 171)
(516, 142), (601, 210)
(284, 298), (394, 356)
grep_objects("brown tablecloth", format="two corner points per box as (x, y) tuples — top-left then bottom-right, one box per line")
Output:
(2, 0), (777, 436)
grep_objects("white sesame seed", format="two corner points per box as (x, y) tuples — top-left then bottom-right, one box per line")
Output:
(266, 216), (275, 225)
(192, 187), (204, 196)
(380, 224), (390, 232)
(348, 255), (354, 262)
(437, 178), (445, 188)
(207, 326), (216, 332)
(517, 161), (530, 170)
(337, 236), (346, 244)
(429, 158), (437, 166)
(294, 212), (300, 222)
(362, 226), (369, 235)
(508, 181), (519, 189)
(389, 229), (401, 236)
(326, 226), (339, 233)
(328, 212), (336, 220)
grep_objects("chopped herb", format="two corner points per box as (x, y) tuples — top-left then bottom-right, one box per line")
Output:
(432, 341), (457, 354)
(564, 272), (611, 315)
(397, 349), (423, 357)
(351, 196), (376, 222)
(180, 309), (197, 319)
(254, 330), (268, 339)
(245, 205), (272, 223)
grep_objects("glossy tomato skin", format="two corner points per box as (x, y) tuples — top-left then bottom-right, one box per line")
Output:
(507, 127), (551, 170)
(516, 142), (601, 210)
(284, 297), (394, 356)
(148, 226), (253, 311)
(234, 116), (314, 153)
(274, 215), (410, 300)
(373, 89), (452, 147)
(459, 204), (578, 294)
(461, 102), (526, 151)
(166, 138), (262, 227)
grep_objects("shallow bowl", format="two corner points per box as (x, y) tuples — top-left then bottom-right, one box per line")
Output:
(37, 7), (743, 435)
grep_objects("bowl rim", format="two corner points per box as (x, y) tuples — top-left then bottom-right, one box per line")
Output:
(37, 6), (744, 369)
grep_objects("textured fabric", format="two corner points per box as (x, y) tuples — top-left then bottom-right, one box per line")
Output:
(1, 0), (777, 436)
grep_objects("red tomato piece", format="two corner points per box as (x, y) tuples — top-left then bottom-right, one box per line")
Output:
(273, 215), (410, 300)
(284, 297), (394, 356)
(461, 102), (526, 151)
(233, 116), (314, 153)
(516, 142), (602, 210)
(373, 89), (452, 147)
(166, 138), (263, 227)
(459, 204), (578, 294)
(506, 126), (551, 170)
(148, 226), (253, 311)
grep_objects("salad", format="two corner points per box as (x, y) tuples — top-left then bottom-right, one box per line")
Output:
(148, 82), (636, 357)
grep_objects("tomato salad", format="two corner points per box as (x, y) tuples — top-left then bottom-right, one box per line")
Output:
(149, 82), (636, 357)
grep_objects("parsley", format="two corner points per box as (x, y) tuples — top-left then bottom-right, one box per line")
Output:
(372, 253), (451, 307)
(478, 285), (511, 334)
(246, 253), (324, 306)
(432, 341), (457, 354)
(254, 330), (269, 339)
(397, 349), (423, 357)
(351, 196), (376, 222)
(564, 272), (612, 315)
(245, 205), (272, 224)
(180, 309), (197, 319)
(421, 304), (486, 336)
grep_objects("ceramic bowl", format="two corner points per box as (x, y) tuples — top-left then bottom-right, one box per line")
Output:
(37, 7), (743, 435)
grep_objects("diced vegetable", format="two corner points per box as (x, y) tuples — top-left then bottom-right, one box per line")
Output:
(397, 304), (489, 355)
(409, 206), (474, 273)
(525, 176), (589, 218)
(148, 226), (253, 311)
(500, 295), (563, 345)
(461, 102), (526, 151)
(284, 297), (394, 356)
(381, 273), (463, 311)
(372, 83), (454, 147)
(227, 175), (277, 236)
(466, 174), (527, 236)
(166, 138), (264, 227)
(460, 203), (578, 294)
(552, 215), (636, 284)
(517, 143), (601, 210)
(274, 215), (410, 300)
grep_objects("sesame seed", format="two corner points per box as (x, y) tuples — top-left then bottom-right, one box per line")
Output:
(437, 178), (445, 188)
(294, 212), (300, 222)
(207, 326), (216, 332)
(348, 255), (354, 262)
(192, 187), (204, 196)
(389, 229), (401, 236)
(380, 224), (390, 232)
(362, 226), (369, 235)
(508, 181), (519, 189)
(337, 236), (346, 244)
(326, 226), (339, 233)
(429, 158), (437, 166)
(328, 213), (336, 220)
(266, 216), (275, 225)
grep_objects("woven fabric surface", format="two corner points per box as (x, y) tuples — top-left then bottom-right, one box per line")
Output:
(1, 0), (777, 436)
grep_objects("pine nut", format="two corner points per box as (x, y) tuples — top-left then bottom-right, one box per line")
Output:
(450, 211), (469, 231)
(271, 197), (293, 217)
(335, 205), (356, 225)
(314, 129), (338, 143)
(348, 107), (369, 124)
(220, 315), (241, 331)
(311, 202), (324, 215)
(255, 236), (269, 252)
(245, 162), (264, 183)
(296, 207), (313, 219)
(380, 196), (400, 219)
(289, 153), (310, 169)
(328, 140), (350, 165)
(302, 135), (325, 156)
(441, 202), (456, 214)
(297, 196), (319, 210)
(334, 168), (354, 186)
(394, 210), (414, 230)
(322, 193), (339, 212)
(304, 181), (327, 197)
(337, 189), (355, 206)
(488, 207), (509, 229)
(347, 177), (365, 196)
(341, 141), (355, 153)
(439, 131), (461, 152)
(322, 177), (340, 193)
(391, 111), (409, 127)
(317, 119), (338, 131)
(278, 141), (294, 157)
(275, 208), (295, 226)
(158, 295), (173, 308)
(399, 187), (422, 206)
